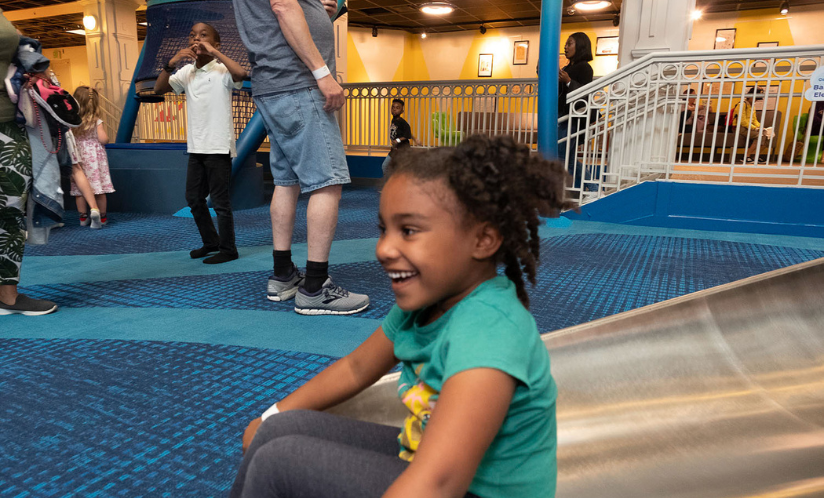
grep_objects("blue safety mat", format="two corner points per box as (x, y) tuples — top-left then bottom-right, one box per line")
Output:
(21, 235), (824, 332)
(24, 187), (381, 257)
(0, 339), (335, 497)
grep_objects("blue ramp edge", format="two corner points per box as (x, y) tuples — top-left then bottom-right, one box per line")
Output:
(543, 216), (573, 229)
(564, 182), (824, 239)
(174, 207), (216, 218)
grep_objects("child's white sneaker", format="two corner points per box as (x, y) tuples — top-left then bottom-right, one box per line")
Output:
(90, 209), (102, 229)
(79, 213), (90, 226)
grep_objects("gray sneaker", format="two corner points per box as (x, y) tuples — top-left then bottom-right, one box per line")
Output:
(294, 278), (369, 315)
(0, 294), (58, 316)
(267, 266), (305, 302)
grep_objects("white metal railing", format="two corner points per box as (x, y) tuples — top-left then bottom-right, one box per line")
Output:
(132, 80), (540, 155)
(340, 79), (539, 155)
(98, 93), (122, 142)
(562, 45), (824, 205)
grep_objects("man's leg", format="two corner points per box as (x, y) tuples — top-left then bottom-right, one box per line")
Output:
(302, 184), (342, 292)
(271, 184), (301, 252)
(257, 88), (368, 314)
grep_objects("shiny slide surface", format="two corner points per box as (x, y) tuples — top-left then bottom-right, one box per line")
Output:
(329, 258), (824, 497)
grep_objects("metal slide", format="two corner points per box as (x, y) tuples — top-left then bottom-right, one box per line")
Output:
(328, 258), (824, 497)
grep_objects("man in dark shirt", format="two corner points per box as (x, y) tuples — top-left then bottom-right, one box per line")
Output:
(382, 98), (412, 173)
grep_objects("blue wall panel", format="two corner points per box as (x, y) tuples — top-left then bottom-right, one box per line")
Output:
(564, 181), (824, 238)
(105, 144), (264, 214)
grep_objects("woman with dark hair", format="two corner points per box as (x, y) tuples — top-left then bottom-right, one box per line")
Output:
(558, 32), (596, 196)
(559, 32), (594, 116)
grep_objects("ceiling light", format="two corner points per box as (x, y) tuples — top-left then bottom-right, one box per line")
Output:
(420, 2), (455, 15)
(571, 1), (611, 11)
(83, 15), (97, 30)
(779, 1), (789, 15)
(372, 26), (378, 37)
(691, 10), (703, 20)
(479, 25), (487, 35)
(66, 29), (86, 35)
(421, 32), (427, 39)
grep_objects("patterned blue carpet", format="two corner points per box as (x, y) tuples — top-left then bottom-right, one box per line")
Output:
(5, 184), (824, 497)
(0, 339), (333, 497)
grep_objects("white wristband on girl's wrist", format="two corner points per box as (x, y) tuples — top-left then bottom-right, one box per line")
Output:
(312, 65), (331, 80)
(261, 403), (280, 421)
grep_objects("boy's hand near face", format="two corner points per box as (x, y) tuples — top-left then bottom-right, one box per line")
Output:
(194, 40), (219, 57)
(170, 46), (197, 66)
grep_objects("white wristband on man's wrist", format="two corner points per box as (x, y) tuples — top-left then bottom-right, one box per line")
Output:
(261, 403), (280, 421)
(312, 65), (331, 80)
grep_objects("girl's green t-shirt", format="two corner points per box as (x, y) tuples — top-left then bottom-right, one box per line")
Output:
(382, 276), (558, 498)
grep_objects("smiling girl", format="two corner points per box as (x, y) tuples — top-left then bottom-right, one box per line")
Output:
(231, 135), (571, 498)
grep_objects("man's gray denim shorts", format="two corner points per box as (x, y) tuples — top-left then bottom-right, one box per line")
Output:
(254, 87), (350, 193)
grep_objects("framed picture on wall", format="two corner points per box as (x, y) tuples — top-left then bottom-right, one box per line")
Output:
(595, 36), (619, 56)
(714, 28), (736, 50)
(757, 41), (780, 48)
(478, 53), (493, 77)
(513, 41), (529, 65)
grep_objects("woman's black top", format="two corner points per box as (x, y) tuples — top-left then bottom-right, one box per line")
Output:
(558, 60), (594, 117)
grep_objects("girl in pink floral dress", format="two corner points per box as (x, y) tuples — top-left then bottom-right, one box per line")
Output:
(70, 86), (115, 227)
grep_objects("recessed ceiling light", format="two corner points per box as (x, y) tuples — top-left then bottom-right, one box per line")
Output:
(420, 2), (455, 15)
(571, 1), (611, 11)
(66, 29), (86, 35)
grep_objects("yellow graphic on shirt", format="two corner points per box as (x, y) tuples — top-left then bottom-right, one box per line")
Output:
(397, 364), (439, 462)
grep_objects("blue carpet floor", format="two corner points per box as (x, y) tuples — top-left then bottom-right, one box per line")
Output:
(3, 184), (824, 497)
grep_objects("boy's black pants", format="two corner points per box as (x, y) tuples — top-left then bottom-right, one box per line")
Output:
(185, 153), (237, 257)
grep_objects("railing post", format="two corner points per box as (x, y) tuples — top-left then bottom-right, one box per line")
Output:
(538, 0), (562, 158)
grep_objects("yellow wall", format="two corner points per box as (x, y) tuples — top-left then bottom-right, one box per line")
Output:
(346, 5), (824, 85)
(47, 41), (144, 94)
(347, 23), (621, 84)
(689, 5), (824, 50)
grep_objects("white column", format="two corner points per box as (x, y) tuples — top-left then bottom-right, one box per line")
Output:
(81, 0), (142, 108)
(618, 0), (696, 66)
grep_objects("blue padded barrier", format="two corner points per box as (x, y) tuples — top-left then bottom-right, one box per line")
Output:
(564, 181), (824, 238)
(105, 143), (264, 213)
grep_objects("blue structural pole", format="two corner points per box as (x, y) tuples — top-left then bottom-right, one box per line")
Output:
(231, 111), (267, 175)
(537, 0), (563, 158)
(115, 40), (147, 143)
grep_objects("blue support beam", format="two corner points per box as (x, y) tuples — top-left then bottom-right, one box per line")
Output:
(537, 0), (563, 159)
(231, 111), (267, 176)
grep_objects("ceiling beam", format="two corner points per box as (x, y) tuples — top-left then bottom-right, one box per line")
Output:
(3, 1), (84, 21)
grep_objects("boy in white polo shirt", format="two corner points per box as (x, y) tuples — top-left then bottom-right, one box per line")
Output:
(155, 22), (247, 264)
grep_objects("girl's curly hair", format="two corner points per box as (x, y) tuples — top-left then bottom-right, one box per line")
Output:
(387, 134), (573, 308)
